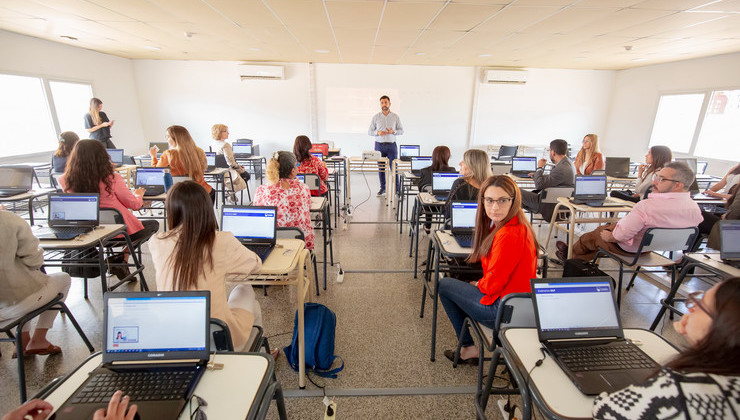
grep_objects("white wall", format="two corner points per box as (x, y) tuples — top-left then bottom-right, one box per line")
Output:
(0, 30), (145, 159)
(604, 51), (740, 176)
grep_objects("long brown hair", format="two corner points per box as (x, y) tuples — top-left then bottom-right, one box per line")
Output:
(574, 134), (600, 169)
(293, 135), (312, 163)
(665, 277), (740, 375)
(162, 181), (218, 291)
(63, 139), (114, 195)
(167, 125), (206, 177)
(54, 131), (79, 157)
(468, 175), (539, 263)
(89, 98), (102, 125)
(644, 145), (672, 180)
(431, 146), (451, 171)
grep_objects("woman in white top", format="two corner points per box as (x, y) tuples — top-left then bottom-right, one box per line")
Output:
(211, 124), (248, 201)
(148, 180), (261, 351)
(611, 145), (672, 203)
(704, 162), (740, 200)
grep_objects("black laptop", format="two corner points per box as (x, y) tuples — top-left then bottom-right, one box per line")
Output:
(232, 143), (253, 159)
(720, 220), (740, 268)
(205, 152), (216, 171)
(530, 277), (659, 395)
(0, 166), (34, 197)
(571, 175), (622, 207)
(220, 205), (278, 261)
(432, 172), (460, 201)
(399, 145), (421, 161)
(450, 200), (477, 248)
(410, 156), (432, 176)
(510, 157), (537, 178)
(605, 157), (634, 179)
(135, 167), (167, 196)
(148, 142), (168, 158)
(33, 193), (99, 240)
(50, 291), (210, 420)
(106, 149), (125, 168)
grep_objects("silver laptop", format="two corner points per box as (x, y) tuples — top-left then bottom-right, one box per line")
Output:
(605, 157), (633, 179)
(719, 220), (740, 267)
(450, 200), (477, 248)
(33, 193), (100, 240)
(220, 205), (278, 261)
(0, 166), (34, 197)
(511, 157), (537, 178)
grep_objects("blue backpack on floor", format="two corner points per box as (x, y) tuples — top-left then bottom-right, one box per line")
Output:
(284, 303), (344, 378)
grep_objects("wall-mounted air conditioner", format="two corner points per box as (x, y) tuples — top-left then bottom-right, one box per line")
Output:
(238, 64), (284, 80)
(484, 68), (527, 84)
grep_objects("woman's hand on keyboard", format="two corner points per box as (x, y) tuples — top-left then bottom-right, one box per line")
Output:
(93, 390), (138, 420)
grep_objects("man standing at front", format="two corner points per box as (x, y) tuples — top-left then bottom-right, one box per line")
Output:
(368, 95), (404, 196)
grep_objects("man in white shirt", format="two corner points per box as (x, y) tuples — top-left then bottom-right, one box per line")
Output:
(368, 95), (404, 196)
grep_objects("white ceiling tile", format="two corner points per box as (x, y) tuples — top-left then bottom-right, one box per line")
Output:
(521, 6), (621, 34)
(262, 0), (330, 27)
(374, 30), (421, 48)
(617, 11), (732, 37)
(691, 0), (740, 12)
(474, 6), (562, 33)
(325, 1), (383, 29)
(630, 0), (726, 11)
(202, 0), (281, 26)
(30, 0), (132, 21)
(413, 29), (467, 49)
(428, 3), (505, 31)
(381, 2), (445, 30)
(87, 0), (182, 22)
(567, 8), (673, 36)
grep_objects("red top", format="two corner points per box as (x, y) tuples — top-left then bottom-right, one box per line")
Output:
(297, 155), (328, 196)
(477, 216), (537, 305)
(253, 178), (314, 250)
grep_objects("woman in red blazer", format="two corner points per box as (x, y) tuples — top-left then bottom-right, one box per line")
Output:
(574, 133), (605, 175)
(439, 175), (538, 365)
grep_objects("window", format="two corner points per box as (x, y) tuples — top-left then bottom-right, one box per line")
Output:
(49, 80), (94, 140)
(648, 93), (705, 154)
(694, 90), (740, 161)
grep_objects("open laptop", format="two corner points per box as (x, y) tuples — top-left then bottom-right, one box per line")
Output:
(450, 200), (477, 248)
(432, 172), (460, 201)
(571, 175), (622, 207)
(530, 277), (659, 395)
(311, 152), (324, 161)
(106, 149), (125, 167)
(399, 145), (421, 161)
(296, 174), (305, 183)
(510, 157), (537, 178)
(410, 156), (432, 176)
(605, 157), (634, 179)
(0, 166), (34, 197)
(220, 205), (278, 261)
(50, 291), (210, 420)
(204, 152), (216, 171)
(719, 220), (740, 268)
(232, 143), (253, 159)
(33, 193), (99, 240)
(135, 167), (167, 196)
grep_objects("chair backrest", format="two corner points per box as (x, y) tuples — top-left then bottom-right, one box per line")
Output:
(276, 226), (305, 241)
(697, 161), (708, 174)
(209, 318), (234, 351)
(214, 154), (229, 168)
(637, 227), (699, 254)
(495, 293), (535, 332)
(99, 207), (125, 225)
(490, 162), (511, 176)
(302, 173), (320, 193)
(497, 145), (518, 160)
(540, 187), (574, 204)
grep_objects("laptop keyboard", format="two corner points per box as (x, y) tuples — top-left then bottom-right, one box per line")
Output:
(246, 244), (273, 261)
(34, 226), (92, 239)
(453, 233), (473, 248)
(553, 342), (656, 372)
(71, 370), (196, 403)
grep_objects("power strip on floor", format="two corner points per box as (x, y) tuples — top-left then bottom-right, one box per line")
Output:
(498, 398), (522, 420)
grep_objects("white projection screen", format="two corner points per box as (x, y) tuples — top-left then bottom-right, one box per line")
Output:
(325, 87), (400, 133)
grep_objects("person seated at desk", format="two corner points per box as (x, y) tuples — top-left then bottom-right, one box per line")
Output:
(704, 161), (740, 200)
(149, 125), (214, 204)
(520, 139), (575, 213)
(2, 390), (136, 420)
(559, 162), (702, 262)
(593, 277), (740, 419)
(420, 146), (455, 233)
(444, 149), (491, 219)
(149, 181), (262, 352)
(52, 131), (79, 173)
(610, 145), (672, 203)
(253, 151), (314, 250)
(293, 135), (328, 197)
(574, 134), (604, 175)
(210, 124), (249, 203)
(0, 210), (70, 357)
(60, 140), (159, 280)
(439, 176), (538, 365)
(708, 186), (740, 250)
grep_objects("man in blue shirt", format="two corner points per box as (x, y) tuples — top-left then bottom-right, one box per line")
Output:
(368, 95), (404, 196)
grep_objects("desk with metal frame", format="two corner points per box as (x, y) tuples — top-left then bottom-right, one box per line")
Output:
(227, 238), (310, 388)
(1, 188), (54, 225)
(397, 171), (419, 234)
(389, 159), (411, 209)
(325, 157), (347, 226)
(235, 156), (267, 185)
(39, 352), (287, 420)
(347, 157), (390, 205)
(409, 192), (446, 278)
(310, 196), (334, 290)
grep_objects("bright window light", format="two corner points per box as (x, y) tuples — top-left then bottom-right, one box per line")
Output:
(49, 80), (94, 140)
(0, 74), (57, 157)
(649, 93), (705, 153)
(694, 90), (740, 161)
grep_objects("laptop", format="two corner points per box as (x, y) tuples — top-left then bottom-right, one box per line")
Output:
(106, 149), (125, 167)
(530, 277), (660, 395)
(205, 152), (216, 171)
(450, 201), (477, 248)
(410, 156), (432, 176)
(399, 145), (421, 161)
(571, 175), (622, 207)
(50, 291), (210, 420)
(135, 167), (167, 196)
(33, 193), (99, 240)
(220, 205), (278, 261)
(0, 166), (34, 197)
(432, 172), (460, 201)
(295, 174), (305, 183)
(232, 143), (253, 159)
(719, 220), (740, 268)
(148, 142), (169, 158)
(605, 157), (634, 179)
(510, 157), (537, 178)
(311, 152), (324, 161)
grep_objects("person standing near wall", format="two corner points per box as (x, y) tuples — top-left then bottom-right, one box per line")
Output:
(84, 97), (116, 149)
(368, 95), (404, 196)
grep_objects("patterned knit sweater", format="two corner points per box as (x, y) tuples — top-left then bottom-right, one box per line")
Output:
(593, 368), (740, 419)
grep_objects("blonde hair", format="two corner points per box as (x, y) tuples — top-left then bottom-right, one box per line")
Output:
(464, 149), (493, 187)
(167, 125), (206, 177)
(266, 151), (297, 184)
(89, 98), (102, 125)
(211, 124), (228, 140)
(575, 134), (600, 169)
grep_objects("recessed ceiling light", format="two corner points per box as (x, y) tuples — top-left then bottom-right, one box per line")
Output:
(248, 47), (261, 52)
(574, 57), (585, 60)
(478, 54), (492, 57)
(632, 58), (648, 62)
(315, 49), (330, 53)
(415, 52), (426, 56)
(143, 46), (161, 51)
(60, 35), (78, 41)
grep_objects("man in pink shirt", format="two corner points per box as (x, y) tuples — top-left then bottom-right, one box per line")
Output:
(559, 162), (703, 261)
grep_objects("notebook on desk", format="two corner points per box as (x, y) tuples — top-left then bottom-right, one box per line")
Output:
(432, 172), (460, 201)
(570, 175), (622, 207)
(530, 277), (659, 395)
(450, 201), (477, 248)
(510, 157), (537, 178)
(220, 205), (278, 261)
(50, 291), (210, 420)
(0, 166), (33, 197)
(719, 220), (740, 268)
(33, 193), (99, 240)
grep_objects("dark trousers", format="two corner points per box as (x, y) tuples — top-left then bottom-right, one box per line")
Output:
(130, 220), (160, 243)
(521, 189), (540, 213)
(374, 141), (397, 190)
(100, 138), (116, 149)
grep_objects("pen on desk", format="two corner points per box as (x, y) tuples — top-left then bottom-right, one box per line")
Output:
(703, 254), (712, 259)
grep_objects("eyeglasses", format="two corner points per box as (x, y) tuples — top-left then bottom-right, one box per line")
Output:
(686, 291), (713, 318)
(484, 197), (513, 207)
(189, 394), (208, 420)
(652, 174), (681, 183)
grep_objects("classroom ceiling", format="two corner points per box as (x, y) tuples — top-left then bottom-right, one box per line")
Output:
(1, 0), (740, 70)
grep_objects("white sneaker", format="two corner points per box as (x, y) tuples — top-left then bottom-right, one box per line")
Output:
(376, 189), (386, 196)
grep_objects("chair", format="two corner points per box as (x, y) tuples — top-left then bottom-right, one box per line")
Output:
(592, 227), (699, 307)
(697, 161), (708, 174)
(494, 145), (518, 161)
(96, 208), (151, 297)
(209, 318), (268, 353)
(215, 154), (251, 202)
(276, 227), (320, 296)
(0, 293), (94, 402)
(450, 293), (535, 420)
(528, 187), (574, 225)
(302, 173), (321, 195)
(490, 162), (510, 176)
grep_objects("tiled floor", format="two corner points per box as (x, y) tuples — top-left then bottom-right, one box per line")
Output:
(0, 175), (709, 419)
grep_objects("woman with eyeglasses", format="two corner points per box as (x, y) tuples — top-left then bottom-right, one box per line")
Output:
(438, 175), (538, 365)
(593, 277), (740, 418)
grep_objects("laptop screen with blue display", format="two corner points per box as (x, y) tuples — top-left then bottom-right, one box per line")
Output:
(411, 156), (432, 172)
(232, 144), (253, 155)
(221, 206), (276, 240)
(135, 168), (166, 186)
(400, 145), (420, 157)
(532, 280), (619, 333)
(432, 172), (460, 192)
(451, 201), (477, 229)
(107, 149), (124, 164)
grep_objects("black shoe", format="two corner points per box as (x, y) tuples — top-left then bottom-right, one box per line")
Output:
(108, 255), (130, 280)
(555, 249), (567, 263)
(444, 349), (479, 366)
(556, 241), (568, 254)
(377, 189), (386, 196)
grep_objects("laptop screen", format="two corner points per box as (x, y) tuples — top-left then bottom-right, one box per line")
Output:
(720, 220), (740, 260)
(296, 174), (305, 183)
(311, 152), (324, 160)
(512, 157), (537, 172)
(205, 152), (216, 167)
(310, 144), (329, 156)
(135, 168), (166, 186)
(532, 278), (622, 341)
(103, 292), (209, 363)
(675, 157), (698, 174)
(48, 194), (99, 225)
(451, 201), (477, 229)
(411, 156), (432, 171)
(605, 157), (630, 176)
(149, 142), (169, 152)
(232, 143), (253, 155)
(432, 172), (460, 192)
(400, 145), (420, 157)
(575, 175), (606, 198)
(107, 149), (124, 164)
(221, 206), (277, 241)
(0, 167), (33, 189)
